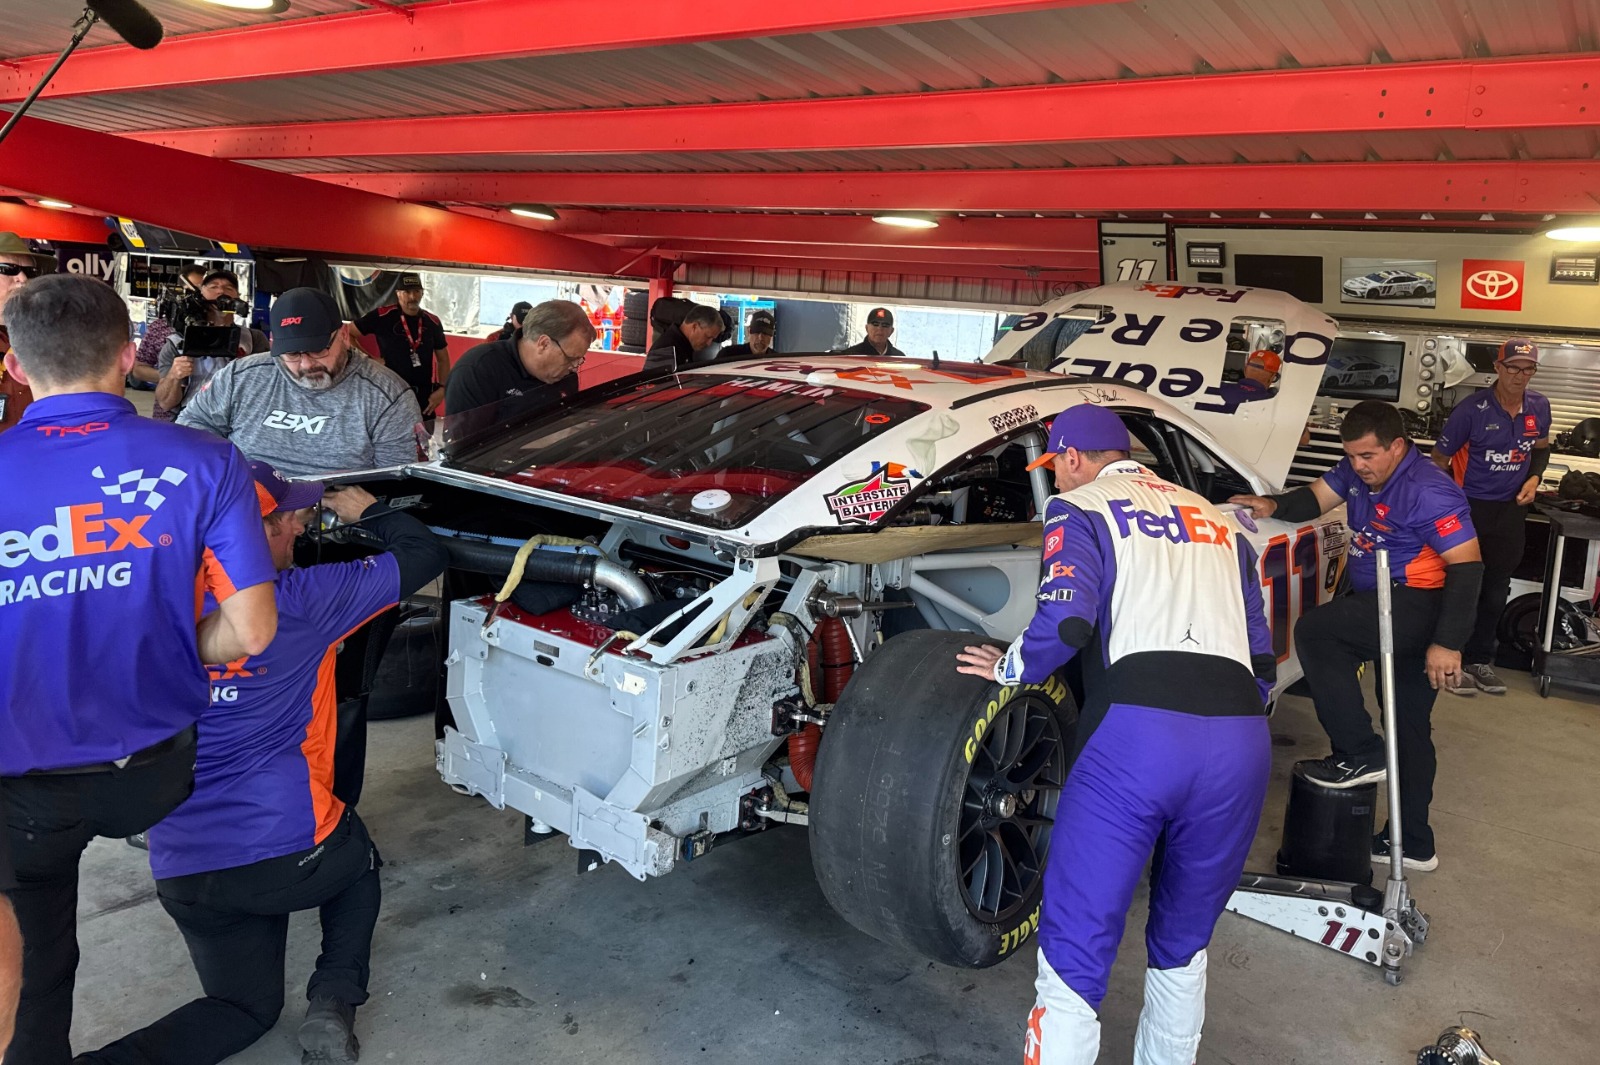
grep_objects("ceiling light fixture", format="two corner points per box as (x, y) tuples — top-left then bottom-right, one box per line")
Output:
(36, 199), (74, 210)
(871, 212), (939, 229)
(1544, 225), (1600, 242)
(198, 0), (291, 12)
(509, 204), (559, 221)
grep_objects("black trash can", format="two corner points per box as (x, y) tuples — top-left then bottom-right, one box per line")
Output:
(1275, 763), (1376, 885)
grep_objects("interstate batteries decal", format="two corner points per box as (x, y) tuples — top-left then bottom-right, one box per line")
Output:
(826, 462), (921, 525)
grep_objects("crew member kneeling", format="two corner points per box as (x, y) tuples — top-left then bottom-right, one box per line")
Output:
(80, 467), (446, 1065)
(957, 404), (1273, 1065)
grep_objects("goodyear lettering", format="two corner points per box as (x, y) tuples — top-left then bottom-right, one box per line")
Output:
(0, 504), (154, 568)
(997, 903), (1043, 956)
(964, 678), (1067, 764)
(1107, 499), (1231, 547)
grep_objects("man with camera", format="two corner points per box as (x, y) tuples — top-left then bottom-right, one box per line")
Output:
(130, 264), (206, 405)
(153, 270), (261, 421)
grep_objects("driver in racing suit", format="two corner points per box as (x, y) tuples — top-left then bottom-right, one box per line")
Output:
(957, 403), (1274, 1065)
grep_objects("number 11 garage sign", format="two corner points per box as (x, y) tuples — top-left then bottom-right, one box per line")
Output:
(1461, 259), (1526, 312)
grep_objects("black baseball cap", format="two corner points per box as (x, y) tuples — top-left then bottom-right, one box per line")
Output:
(748, 310), (775, 334)
(396, 272), (424, 291)
(270, 288), (344, 356)
(867, 307), (894, 326)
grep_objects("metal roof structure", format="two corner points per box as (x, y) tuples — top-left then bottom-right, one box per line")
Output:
(3, 0), (1598, 298)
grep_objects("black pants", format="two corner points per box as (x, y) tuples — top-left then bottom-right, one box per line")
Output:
(1464, 497), (1528, 666)
(79, 810), (381, 1065)
(1295, 586), (1443, 855)
(0, 737), (197, 1065)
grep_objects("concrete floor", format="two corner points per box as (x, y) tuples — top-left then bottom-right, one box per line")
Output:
(68, 671), (1597, 1064)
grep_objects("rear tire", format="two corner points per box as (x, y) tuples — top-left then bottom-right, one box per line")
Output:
(810, 630), (1076, 968)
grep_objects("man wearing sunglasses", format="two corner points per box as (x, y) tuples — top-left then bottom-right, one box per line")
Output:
(0, 232), (53, 434)
(1430, 337), (1552, 696)
(177, 287), (421, 479)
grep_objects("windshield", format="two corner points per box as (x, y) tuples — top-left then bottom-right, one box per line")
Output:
(442, 375), (929, 530)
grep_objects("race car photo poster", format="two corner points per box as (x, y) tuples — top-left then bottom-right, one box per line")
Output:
(1339, 257), (1438, 308)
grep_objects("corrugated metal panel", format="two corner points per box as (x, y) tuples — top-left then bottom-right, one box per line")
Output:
(675, 262), (1087, 309)
(0, 0), (368, 61)
(15, 0), (1599, 134)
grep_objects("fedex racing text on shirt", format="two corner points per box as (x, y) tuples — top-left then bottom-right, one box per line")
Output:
(1433, 388), (1551, 501)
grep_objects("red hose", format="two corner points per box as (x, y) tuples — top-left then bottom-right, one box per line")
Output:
(791, 618), (854, 792)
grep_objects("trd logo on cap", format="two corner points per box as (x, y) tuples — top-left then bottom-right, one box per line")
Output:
(280, 316), (304, 325)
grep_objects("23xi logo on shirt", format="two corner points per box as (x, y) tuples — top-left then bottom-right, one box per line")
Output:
(1460, 259), (1525, 312)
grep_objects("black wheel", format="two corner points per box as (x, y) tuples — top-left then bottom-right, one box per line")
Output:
(1539, 676), (1552, 698)
(623, 288), (649, 319)
(810, 630), (1076, 969)
(616, 342), (646, 354)
(368, 598), (444, 721)
(620, 318), (647, 347)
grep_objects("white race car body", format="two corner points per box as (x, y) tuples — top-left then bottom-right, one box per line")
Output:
(1341, 270), (1437, 300)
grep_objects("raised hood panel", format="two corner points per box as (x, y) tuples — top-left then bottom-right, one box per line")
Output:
(984, 281), (1338, 489)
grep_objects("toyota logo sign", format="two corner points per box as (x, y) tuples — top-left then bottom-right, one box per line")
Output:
(1466, 270), (1519, 301)
(1460, 258), (1526, 311)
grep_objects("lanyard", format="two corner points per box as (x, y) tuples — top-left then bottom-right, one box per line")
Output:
(398, 311), (427, 368)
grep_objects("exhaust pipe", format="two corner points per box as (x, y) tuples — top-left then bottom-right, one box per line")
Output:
(438, 536), (654, 609)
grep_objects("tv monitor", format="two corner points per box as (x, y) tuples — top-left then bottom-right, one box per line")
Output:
(1321, 337), (1406, 402)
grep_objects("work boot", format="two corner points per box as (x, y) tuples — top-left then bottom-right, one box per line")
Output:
(1462, 662), (1507, 695)
(300, 996), (360, 1063)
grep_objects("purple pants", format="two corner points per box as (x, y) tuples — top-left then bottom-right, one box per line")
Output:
(1039, 704), (1270, 1009)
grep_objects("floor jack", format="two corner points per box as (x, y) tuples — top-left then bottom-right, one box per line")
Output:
(1225, 548), (1430, 985)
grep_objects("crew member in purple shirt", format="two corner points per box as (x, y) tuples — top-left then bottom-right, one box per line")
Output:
(1430, 337), (1551, 696)
(81, 465), (445, 1065)
(0, 276), (277, 1065)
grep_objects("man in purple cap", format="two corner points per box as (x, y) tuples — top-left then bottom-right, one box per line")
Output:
(81, 464), (446, 1065)
(1429, 337), (1551, 696)
(956, 403), (1274, 1065)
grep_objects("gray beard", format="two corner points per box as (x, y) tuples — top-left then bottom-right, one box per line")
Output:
(288, 372), (335, 391)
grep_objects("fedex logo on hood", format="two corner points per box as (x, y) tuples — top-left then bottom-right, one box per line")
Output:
(1107, 499), (1232, 548)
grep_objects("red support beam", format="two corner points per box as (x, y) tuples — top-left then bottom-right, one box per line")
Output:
(477, 208), (1100, 254)
(670, 253), (1096, 285)
(135, 54), (1600, 161)
(317, 160), (1600, 215)
(0, 117), (635, 277)
(628, 238), (1097, 271)
(0, 0), (1119, 104)
(0, 202), (108, 245)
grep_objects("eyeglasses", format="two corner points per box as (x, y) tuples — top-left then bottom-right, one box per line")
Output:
(279, 331), (344, 364)
(547, 333), (586, 365)
(1498, 363), (1538, 377)
(0, 263), (40, 279)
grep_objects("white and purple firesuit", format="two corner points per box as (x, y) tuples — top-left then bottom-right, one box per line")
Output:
(998, 459), (1275, 1065)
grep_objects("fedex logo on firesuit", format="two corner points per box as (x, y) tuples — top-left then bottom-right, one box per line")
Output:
(1107, 499), (1232, 547)
(0, 504), (153, 568)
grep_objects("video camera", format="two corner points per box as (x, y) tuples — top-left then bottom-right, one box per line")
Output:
(156, 281), (249, 334)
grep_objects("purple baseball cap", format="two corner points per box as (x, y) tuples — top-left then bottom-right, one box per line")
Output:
(250, 460), (325, 517)
(1026, 404), (1132, 471)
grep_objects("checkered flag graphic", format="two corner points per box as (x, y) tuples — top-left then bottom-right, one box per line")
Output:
(92, 466), (188, 509)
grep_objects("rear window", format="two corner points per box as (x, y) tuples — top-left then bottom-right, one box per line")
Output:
(444, 375), (928, 530)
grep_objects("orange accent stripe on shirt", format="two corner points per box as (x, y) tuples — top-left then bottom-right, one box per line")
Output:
(1404, 545), (1447, 589)
(305, 646), (347, 844)
(1450, 448), (1469, 488)
(200, 547), (241, 603)
(303, 604), (395, 844)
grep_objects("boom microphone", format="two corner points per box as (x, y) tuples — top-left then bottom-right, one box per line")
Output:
(85, 0), (164, 50)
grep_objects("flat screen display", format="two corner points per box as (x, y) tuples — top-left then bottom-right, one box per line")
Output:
(1320, 337), (1406, 402)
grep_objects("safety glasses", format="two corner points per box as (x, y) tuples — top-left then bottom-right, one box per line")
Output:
(0, 263), (41, 279)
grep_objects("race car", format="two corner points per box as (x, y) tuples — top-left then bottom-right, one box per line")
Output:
(1323, 358), (1395, 390)
(322, 311), (1347, 971)
(1341, 269), (1436, 301)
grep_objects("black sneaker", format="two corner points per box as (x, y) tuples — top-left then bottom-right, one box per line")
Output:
(1371, 831), (1439, 872)
(1297, 753), (1386, 789)
(1463, 663), (1507, 695)
(300, 996), (359, 1063)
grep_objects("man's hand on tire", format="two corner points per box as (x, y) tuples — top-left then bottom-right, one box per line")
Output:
(955, 644), (1002, 679)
